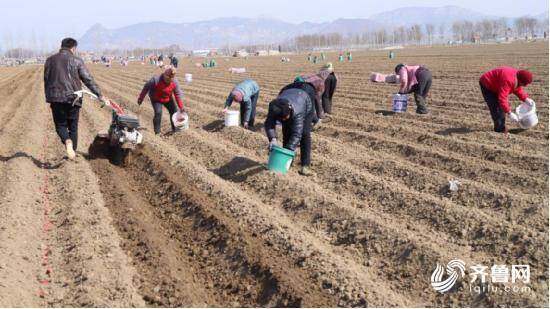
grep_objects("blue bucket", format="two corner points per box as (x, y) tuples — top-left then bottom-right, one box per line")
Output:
(393, 94), (408, 113)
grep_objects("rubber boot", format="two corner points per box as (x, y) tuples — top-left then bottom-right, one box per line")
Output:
(312, 119), (322, 131)
(299, 166), (315, 177)
(65, 139), (76, 160)
(414, 93), (429, 114)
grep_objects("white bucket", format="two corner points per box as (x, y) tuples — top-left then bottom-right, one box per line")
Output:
(224, 110), (240, 127)
(392, 94), (408, 113)
(184, 73), (193, 83)
(172, 111), (189, 129)
(516, 102), (538, 129)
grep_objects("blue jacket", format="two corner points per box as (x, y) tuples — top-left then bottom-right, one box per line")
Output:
(224, 79), (260, 123)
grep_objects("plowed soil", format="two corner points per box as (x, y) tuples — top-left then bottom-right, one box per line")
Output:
(0, 42), (548, 307)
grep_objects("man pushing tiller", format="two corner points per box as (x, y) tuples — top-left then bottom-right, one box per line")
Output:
(44, 38), (110, 160)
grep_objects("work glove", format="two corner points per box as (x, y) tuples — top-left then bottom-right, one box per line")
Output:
(268, 138), (277, 151)
(524, 98), (535, 107)
(99, 96), (111, 108)
(508, 112), (519, 122)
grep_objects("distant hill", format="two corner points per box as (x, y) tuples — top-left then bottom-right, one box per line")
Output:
(368, 5), (496, 27)
(79, 6), (547, 51)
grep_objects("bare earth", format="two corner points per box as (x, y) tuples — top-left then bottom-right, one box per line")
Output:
(0, 42), (548, 307)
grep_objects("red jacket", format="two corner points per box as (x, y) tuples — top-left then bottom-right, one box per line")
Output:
(479, 67), (529, 113)
(138, 75), (184, 110)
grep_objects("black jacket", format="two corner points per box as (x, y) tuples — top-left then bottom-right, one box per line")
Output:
(170, 57), (178, 67)
(265, 84), (313, 150)
(44, 49), (101, 105)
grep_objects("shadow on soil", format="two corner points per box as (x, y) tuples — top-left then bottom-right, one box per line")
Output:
(508, 128), (527, 134)
(435, 127), (477, 136)
(212, 156), (265, 183)
(85, 136), (135, 166)
(0, 152), (64, 169)
(203, 120), (225, 132)
(374, 110), (396, 116)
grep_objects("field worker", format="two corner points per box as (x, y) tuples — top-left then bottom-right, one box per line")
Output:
(395, 63), (432, 114)
(265, 82), (315, 176)
(137, 65), (185, 135)
(287, 76), (321, 130)
(298, 71), (330, 121)
(223, 79), (260, 129)
(169, 54), (179, 68)
(157, 54), (164, 67)
(479, 67), (534, 133)
(44, 38), (109, 160)
(321, 63), (338, 114)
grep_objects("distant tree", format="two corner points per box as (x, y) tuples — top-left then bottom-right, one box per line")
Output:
(452, 21), (463, 41)
(425, 24), (435, 44)
(5, 47), (34, 58)
(479, 19), (495, 40)
(438, 24), (446, 41)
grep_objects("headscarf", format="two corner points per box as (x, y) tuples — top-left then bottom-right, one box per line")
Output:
(231, 90), (243, 102)
(322, 62), (334, 72)
(163, 65), (176, 78)
(517, 70), (533, 86)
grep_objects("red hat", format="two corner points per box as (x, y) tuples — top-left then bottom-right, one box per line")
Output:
(517, 70), (533, 86)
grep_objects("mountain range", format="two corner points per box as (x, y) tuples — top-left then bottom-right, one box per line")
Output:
(79, 6), (548, 51)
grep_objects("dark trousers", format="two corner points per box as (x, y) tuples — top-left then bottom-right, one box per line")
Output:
(152, 99), (177, 134)
(50, 102), (80, 150)
(480, 82), (506, 132)
(411, 68), (432, 112)
(322, 74), (337, 114)
(282, 111), (313, 166)
(240, 91), (259, 127)
(412, 68), (432, 98)
(312, 104), (319, 124)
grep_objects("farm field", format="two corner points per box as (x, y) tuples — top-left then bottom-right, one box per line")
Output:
(0, 42), (548, 307)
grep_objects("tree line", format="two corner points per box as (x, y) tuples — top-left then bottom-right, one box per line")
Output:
(286, 16), (549, 51)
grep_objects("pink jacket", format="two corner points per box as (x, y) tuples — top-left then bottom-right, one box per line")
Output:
(397, 65), (420, 94)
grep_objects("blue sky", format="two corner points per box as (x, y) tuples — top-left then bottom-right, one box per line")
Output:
(0, 0), (547, 50)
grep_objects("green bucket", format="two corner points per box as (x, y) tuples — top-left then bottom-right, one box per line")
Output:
(267, 145), (295, 174)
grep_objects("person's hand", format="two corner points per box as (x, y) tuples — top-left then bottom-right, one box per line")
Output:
(508, 112), (519, 122)
(268, 138), (277, 151)
(99, 96), (111, 108)
(525, 98), (535, 107)
(243, 121), (249, 129)
(220, 108), (228, 117)
(137, 98), (143, 105)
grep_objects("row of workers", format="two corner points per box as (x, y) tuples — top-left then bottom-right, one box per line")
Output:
(42, 38), (535, 166)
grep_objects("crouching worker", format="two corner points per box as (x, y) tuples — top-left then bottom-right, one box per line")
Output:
(395, 64), (432, 114)
(223, 79), (260, 129)
(44, 37), (110, 160)
(479, 67), (534, 133)
(138, 66), (185, 135)
(265, 84), (315, 176)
